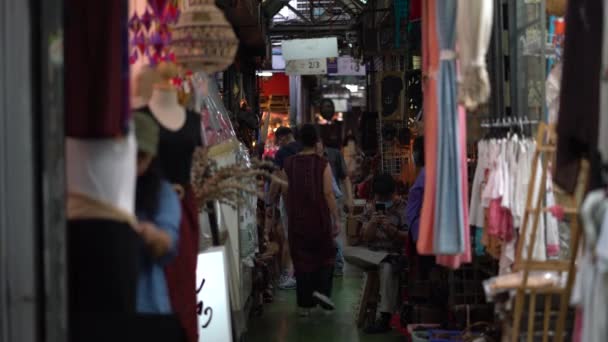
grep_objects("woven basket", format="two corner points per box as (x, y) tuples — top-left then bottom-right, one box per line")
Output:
(546, 0), (567, 17)
(171, 0), (238, 73)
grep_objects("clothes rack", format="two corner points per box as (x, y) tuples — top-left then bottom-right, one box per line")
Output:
(479, 118), (539, 129)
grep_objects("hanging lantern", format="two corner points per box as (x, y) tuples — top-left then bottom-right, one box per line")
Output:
(170, 0), (239, 73)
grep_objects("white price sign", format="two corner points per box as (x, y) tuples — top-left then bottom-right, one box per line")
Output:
(285, 58), (328, 75)
(196, 246), (233, 342)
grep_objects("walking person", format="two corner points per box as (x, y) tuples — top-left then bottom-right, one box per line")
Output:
(284, 124), (342, 317)
(269, 126), (301, 289)
(343, 134), (363, 182)
(317, 140), (353, 277)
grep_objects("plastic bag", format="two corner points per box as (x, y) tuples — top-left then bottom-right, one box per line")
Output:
(191, 72), (236, 146)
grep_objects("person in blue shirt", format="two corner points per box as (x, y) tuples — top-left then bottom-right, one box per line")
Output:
(133, 112), (181, 314)
(269, 126), (302, 289)
(406, 136), (425, 243)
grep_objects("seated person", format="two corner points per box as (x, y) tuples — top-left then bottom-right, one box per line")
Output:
(406, 136), (425, 244)
(405, 136), (434, 280)
(351, 174), (408, 334)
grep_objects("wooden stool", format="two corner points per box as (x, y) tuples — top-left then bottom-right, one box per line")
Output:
(355, 270), (380, 328)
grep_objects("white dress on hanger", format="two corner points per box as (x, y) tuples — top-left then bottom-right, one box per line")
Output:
(470, 140), (489, 228)
(481, 140), (502, 208)
(572, 191), (608, 342)
(499, 137), (520, 273)
(512, 139), (532, 229)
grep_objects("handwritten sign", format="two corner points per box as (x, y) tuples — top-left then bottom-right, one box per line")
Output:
(285, 58), (328, 75)
(336, 56), (366, 76)
(196, 246), (233, 342)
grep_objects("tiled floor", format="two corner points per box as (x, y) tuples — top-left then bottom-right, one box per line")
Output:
(245, 270), (404, 342)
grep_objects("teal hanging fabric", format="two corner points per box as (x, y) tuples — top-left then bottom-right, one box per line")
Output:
(394, 0), (409, 48)
(433, 0), (466, 255)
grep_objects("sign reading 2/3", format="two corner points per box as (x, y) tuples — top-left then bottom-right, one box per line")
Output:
(285, 58), (327, 75)
(308, 60), (321, 69)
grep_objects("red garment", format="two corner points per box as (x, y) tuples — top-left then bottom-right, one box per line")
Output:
(284, 154), (335, 273)
(164, 188), (200, 342)
(65, 0), (129, 138)
(409, 0), (422, 20)
(417, 0), (439, 255)
(573, 308), (583, 342)
(356, 178), (373, 200)
(487, 197), (514, 242)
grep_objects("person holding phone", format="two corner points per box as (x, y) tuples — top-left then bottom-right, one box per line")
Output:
(358, 173), (407, 334)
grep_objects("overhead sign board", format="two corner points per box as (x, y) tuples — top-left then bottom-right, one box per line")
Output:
(336, 56), (366, 76)
(285, 58), (328, 75)
(282, 37), (339, 61)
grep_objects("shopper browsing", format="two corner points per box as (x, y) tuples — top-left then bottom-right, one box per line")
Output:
(133, 113), (182, 318)
(316, 140), (352, 277)
(343, 134), (363, 182)
(268, 126), (302, 290)
(284, 124), (341, 317)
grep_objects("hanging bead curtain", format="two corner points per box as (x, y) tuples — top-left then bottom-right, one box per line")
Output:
(129, 0), (180, 65)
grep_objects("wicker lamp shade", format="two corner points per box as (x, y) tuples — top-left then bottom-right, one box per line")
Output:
(171, 0), (238, 73)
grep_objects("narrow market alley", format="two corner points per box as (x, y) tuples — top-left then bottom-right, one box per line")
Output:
(2, 1), (605, 342)
(247, 268), (402, 342)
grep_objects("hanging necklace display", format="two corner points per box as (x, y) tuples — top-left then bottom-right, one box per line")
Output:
(171, 0), (239, 73)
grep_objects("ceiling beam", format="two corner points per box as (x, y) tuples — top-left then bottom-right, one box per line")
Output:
(269, 24), (355, 32)
(285, 3), (312, 23)
(333, 0), (358, 17)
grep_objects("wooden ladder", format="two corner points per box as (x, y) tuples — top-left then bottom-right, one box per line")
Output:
(511, 123), (588, 342)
